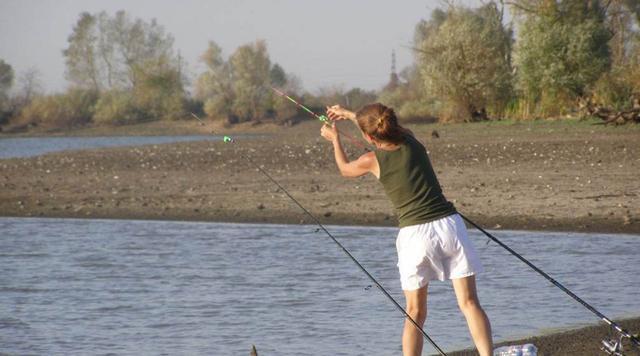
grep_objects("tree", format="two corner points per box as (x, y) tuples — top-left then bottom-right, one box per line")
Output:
(64, 12), (101, 91)
(513, 0), (611, 116)
(195, 41), (234, 120)
(64, 10), (185, 122)
(270, 63), (287, 87)
(196, 40), (299, 123)
(229, 40), (272, 122)
(132, 56), (185, 120)
(270, 69), (302, 122)
(108, 11), (175, 89)
(0, 59), (14, 113)
(17, 67), (43, 106)
(592, 0), (640, 109)
(64, 10), (179, 91)
(378, 65), (436, 121)
(416, 3), (513, 121)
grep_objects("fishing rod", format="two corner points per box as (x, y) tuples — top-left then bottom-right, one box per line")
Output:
(264, 92), (640, 353)
(270, 87), (369, 152)
(190, 113), (447, 355)
(243, 149), (447, 355)
(458, 213), (640, 351)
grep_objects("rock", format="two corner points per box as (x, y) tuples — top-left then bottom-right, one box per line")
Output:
(257, 203), (265, 210)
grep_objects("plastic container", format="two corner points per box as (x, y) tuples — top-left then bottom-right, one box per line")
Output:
(493, 343), (538, 356)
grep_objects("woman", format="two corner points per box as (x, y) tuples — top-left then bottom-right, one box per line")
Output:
(320, 103), (493, 356)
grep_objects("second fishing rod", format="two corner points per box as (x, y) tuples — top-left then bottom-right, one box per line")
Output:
(268, 88), (639, 349)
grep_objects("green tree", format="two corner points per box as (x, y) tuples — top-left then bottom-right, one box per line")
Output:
(0, 59), (14, 113)
(592, 0), (640, 109)
(13, 67), (44, 112)
(416, 3), (513, 121)
(270, 63), (287, 87)
(269, 70), (302, 122)
(378, 66), (436, 121)
(64, 10), (185, 122)
(229, 40), (272, 122)
(514, 0), (611, 117)
(108, 11), (175, 89)
(195, 41), (234, 121)
(196, 40), (299, 123)
(64, 12), (101, 91)
(132, 56), (185, 120)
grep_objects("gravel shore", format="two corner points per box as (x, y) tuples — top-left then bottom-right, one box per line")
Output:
(1, 119), (638, 233)
(450, 317), (640, 355)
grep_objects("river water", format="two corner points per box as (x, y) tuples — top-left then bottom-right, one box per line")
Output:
(1, 218), (638, 355)
(0, 136), (222, 159)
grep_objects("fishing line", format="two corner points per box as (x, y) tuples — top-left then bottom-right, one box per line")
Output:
(196, 87), (639, 351)
(276, 79), (639, 348)
(459, 213), (640, 349)
(270, 87), (370, 152)
(241, 150), (447, 355)
(190, 112), (447, 355)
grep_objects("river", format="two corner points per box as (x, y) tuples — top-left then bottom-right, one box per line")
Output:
(0, 135), (223, 159)
(1, 218), (639, 355)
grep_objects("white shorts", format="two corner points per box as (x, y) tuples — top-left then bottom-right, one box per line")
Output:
(396, 214), (483, 290)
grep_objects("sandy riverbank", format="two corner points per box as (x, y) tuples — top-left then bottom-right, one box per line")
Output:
(450, 316), (640, 355)
(1, 118), (638, 234)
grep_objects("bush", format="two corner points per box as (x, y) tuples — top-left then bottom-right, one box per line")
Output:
(18, 89), (97, 129)
(183, 97), (204, 118)
(397, 100), (438, 122)
(94, 90), (146, 125)
(591, 71), (636, 111)
(132, 63), (186, 121)
(0, 109), (11, 126)
(378, 77), (438, 123)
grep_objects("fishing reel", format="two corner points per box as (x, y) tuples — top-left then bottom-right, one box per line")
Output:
(601, 334), (627, 356)
(601, 337), (622, 355)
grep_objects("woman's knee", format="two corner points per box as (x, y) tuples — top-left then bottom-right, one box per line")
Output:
(457, 296), (481, 313)
(403, 285), (428, 324)
(406, 303), (427, 324)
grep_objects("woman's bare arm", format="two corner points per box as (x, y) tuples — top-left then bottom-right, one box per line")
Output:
(326, 105), (358, 127)
(321, 123), (379, 178)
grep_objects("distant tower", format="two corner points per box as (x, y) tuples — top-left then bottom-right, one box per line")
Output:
(385, 49), (400, 91)
(391, 49), (397, 75)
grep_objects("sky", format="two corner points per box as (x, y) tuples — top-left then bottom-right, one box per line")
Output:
(0, 0), (485, 94)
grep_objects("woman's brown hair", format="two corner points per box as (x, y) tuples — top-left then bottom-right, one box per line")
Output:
(355, 103), (408, 145)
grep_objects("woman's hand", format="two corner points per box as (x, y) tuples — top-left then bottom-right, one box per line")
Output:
(326, 105), (355, 122)
(320, 123), (339, 142)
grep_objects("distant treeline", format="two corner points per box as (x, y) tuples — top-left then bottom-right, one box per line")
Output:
(384, 0), (640, 122)
(0, 1), (639, 131)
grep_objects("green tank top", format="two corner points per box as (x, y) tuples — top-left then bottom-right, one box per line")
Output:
(374, 134), (456, 228)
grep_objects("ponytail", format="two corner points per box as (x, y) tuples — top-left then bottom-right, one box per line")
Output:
(356, 103), (407, 145)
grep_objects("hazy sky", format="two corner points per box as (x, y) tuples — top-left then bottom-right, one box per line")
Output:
(0, 0), (483, 94)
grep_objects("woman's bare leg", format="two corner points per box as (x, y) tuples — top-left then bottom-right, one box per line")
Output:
(452, 275), (493, 356)
(402, 285), (428, 356)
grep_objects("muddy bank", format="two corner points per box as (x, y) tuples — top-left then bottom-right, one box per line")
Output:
(1, 119), (639, 234)
(450, 316), (640, 355)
